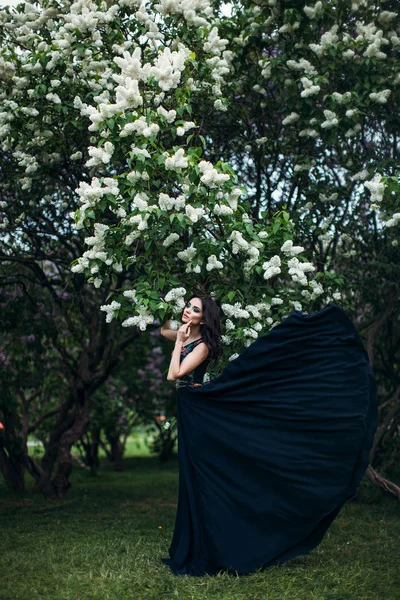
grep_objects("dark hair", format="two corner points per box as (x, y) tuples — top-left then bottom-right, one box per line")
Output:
(184, 290), (223, 365)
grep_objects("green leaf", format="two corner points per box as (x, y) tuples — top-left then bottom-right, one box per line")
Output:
(107, 118), (115, 131)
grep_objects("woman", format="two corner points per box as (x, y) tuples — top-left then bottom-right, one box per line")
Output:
(160, 294), (378, 577)
(161, 292), (222, 390)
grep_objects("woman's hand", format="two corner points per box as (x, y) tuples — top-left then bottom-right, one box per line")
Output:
(176, 319), (192, 343)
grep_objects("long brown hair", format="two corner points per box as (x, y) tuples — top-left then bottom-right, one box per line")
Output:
(184, 290), (223, 365)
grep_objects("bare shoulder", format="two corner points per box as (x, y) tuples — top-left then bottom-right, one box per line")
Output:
(195, 340), (210, 358)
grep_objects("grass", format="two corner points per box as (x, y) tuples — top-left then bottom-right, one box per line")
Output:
(0, 437), (399, 600)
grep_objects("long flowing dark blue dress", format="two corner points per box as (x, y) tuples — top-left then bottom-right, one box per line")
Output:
(161, 304), (378, 576)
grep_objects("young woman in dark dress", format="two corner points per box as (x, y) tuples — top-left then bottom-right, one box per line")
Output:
(160, 295), (378, 577)
(161, 293), (222, 389)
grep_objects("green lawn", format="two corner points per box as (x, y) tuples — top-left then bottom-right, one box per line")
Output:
(0, 441), (399, 600)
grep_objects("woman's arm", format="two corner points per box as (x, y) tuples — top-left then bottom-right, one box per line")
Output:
(160, 319), (178, 342)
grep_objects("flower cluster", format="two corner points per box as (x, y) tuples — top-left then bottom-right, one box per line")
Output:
(164, 287), (187, 314)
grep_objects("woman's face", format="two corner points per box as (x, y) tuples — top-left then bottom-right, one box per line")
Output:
(182, 297), (204, 327)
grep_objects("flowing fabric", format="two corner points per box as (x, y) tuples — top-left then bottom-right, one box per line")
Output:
(161, 304), (378, 576)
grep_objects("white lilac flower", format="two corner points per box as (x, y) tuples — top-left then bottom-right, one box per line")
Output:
(158, 193), (185, 211)
(206, 255), (223, 271)
(225, 319), (235, 331)
(120, 116), (160, 138)
(299, 128), (318, 138)
(122, 306), (154, 330)
(309, 25), (339, 56)
(332, 92), (352, 104)
(156, 106), (177, 123)
(303, 1), (322, 19)
(307, 279), (324, 299)
(129, 213), (150, 230)
(177, 243), (196, 261)
(287, 257), (315, 284)
(100, 300), (121, 323)
(281, 239), (304, 256)
(214, 203), (233, 216)
(185, 205), (205, 223)
(223, 191), (239, 211)
(130, 146), (151, 158)
(262, 255), (281, 280)
(125, 231), (141, 245)
(228, 353), (239, 362)
(204, 27), (229, 55)
(369, 90), (391, 104)
(321, 109), (339, 128)
(290, 300), (303, 311)
(300, 77), (320, 98)
(384, 213), (400, 228)
(132, 192), (149, 211)
(282, 112), (300, 125)
(198, 160), (230, 187)
(243, 328), (258, 339)
(221, 303), (250, 319)
(343, 49), (355, 59)
(229, 230), (249, 253)
(244, 305), (261, 318)
(271, 297), (284, 305)
(123, 289), (138, 302)
(163, 232), (180, 247)
(165, 148), (188, 170)
(364, 174), (385, 202)
(46, 92), (61, 104)
(149, 47), (189, 92)
(243, 244), (260, 271)
(164, 287), (186, 303)
(345, 124), (362, 137)
(286, 58), (317, 76)
(86, 142), (114, 167)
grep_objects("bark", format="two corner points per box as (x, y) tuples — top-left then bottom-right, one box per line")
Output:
(27, 385), (91, 498)
(0, 445), (25, 492)
(369, 385), (400, 464)
(365, 465), (400, 502)
(105, 433), (125, 471)
(77, 429), (101, 473)
(158, 434), (177, 463)
(0, 407), (25, 492)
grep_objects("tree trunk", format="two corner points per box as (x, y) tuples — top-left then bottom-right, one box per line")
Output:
(51, 400), (90, 498)
(158, 434), (177, 463)
(0, 445), (25, 492)
(0, 407), (25, 492)
(89, 428), (100, 472)
(365, 465), (400, 501)
(25, 387), (91, 498)
(106, 433), (125, 471)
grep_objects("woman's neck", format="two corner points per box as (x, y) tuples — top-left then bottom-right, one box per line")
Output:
(186, 325), (202, 342)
